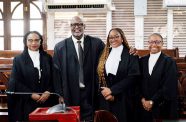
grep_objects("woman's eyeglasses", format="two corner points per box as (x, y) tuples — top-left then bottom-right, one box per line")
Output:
(148, 40), (162, 45)
(109, 35), (120, 40)
(27, 39), (41, 44)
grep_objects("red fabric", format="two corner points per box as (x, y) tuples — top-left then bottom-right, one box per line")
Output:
(29, 106), (80, 122)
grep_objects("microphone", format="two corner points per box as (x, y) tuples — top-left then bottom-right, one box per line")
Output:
(5, 91), (79, 120)
(5, 91), (61, 98)
(5, 90), (68, 113)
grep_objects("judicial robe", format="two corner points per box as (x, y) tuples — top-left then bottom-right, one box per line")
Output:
(53, 35), (104, 119)
(139, 53), (178, 122)
(7, 49), (55, 122)
(98, 47), (141, 122)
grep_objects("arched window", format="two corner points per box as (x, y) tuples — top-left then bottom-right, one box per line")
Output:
(11, 1), (24, 50)
(0, 0), (46, 50)
(0, 1), (3, 50)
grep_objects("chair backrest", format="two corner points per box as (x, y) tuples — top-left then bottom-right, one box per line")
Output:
(137, 48), (179, 58)
(94, 110), (118, 122)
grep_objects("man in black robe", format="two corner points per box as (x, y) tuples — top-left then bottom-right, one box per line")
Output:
(53, 16), (105, 121)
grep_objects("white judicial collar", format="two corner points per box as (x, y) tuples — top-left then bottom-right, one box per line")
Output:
(148, 51), (161, 75)
(105, 45), (123, 75)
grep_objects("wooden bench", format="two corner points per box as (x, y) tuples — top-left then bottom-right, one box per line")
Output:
(177, 63), (186, 71)
(0, 50), (21, 58)
(174, 57), (186, 63)
(137, 48), (179, 58)
(0, 63), (13, 121)
(0, 58), (13, 64)
(0, 64), (11, 118)
(0, 50), (54, 58)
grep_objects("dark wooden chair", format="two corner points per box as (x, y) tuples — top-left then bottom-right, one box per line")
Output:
(94, 110), (118, 122)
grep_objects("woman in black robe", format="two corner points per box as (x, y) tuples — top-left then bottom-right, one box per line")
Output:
(137, 33), (178, 122)
(7, 31), (56, 122)
(97, 28), (140, 122)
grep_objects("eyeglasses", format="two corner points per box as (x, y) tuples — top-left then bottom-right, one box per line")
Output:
(27, 39), (41, 44)
(71, 23), (84, 28)
(109, 35), (120, 40)
(148, 40), (162, 45)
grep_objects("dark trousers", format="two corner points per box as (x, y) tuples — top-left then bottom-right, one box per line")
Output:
(140, 110), (156, 122)
(80, 88), (93, 122)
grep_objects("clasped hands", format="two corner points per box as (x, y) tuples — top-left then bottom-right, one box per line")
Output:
(101, 87), (114, 101)
(141, 98), (153, 111)
(31, 91), (50, 103)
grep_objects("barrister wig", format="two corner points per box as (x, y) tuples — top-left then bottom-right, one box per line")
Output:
(97, 28), (130, 87)
(23, 31), (44, 51)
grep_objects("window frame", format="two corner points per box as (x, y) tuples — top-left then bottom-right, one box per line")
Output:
(0, 0), (46, 50)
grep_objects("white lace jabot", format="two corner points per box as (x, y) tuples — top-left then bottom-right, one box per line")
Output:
(148, 51), (161, 75)
(105, 45), (123, 75)
(28, 49), (41, 78)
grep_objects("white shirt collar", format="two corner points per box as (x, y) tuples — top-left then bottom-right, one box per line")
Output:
(72, 35), (84, 47)
(72, 35), (84, 60)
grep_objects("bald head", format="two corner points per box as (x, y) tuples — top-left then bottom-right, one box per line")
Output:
(70, 16), (85, 40)
(70, 16), (84, 24)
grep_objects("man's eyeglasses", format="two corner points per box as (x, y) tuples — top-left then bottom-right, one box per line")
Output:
(27, 39), (41, 44)
(148, 40), (162, 45)
(71, 23), (84, 28)
(109, 35), (120, 40)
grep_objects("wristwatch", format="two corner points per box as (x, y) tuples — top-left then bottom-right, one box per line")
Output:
(149, 100), (153, 105)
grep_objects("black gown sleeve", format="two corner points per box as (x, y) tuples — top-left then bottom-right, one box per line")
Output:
(53, 46), (63, 96)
